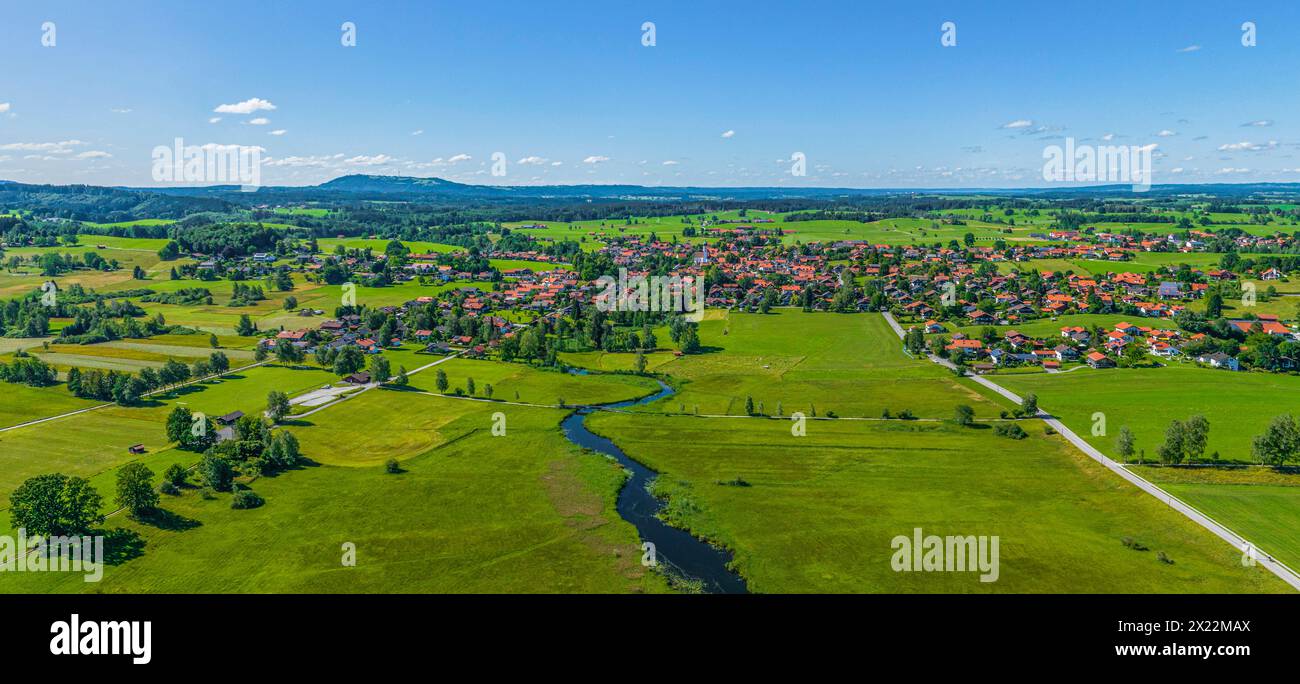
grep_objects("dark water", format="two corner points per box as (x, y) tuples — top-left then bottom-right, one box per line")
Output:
(560, 381), (748, 594)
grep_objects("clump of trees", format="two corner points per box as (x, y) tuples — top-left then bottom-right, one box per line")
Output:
(1253, 414), (1300, 466)
(994, 423), (1028, 440)
(8, 473), (103, 537)
(166, 406), (218, 451)
(1156, 415), (1210, 465)
(0, 356), (57, 387)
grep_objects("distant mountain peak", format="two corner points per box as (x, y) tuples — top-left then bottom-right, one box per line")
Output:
(316, 175), (473, 193)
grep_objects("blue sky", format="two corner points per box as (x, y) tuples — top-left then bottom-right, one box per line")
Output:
(2, 0), (1299, 188)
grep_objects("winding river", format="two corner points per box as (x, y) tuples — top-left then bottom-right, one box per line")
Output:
(560, 381), (748, 594)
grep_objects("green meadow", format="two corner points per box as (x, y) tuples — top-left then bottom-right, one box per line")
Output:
(0, 363), (335, 502)
(586, 414), (1283, 592)
(400, 357), (660, 409)
(582, 312), (1286, 593)
(626, 310), (1003, 419)
(1129, 466), (1300, 575)
(1, 370), (671, 593)
(994, 365), (1300, 464)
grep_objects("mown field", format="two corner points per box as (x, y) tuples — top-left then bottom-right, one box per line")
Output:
(1127, 465), (1300, 575)
(995, 363), (1300, 577)
(994, 365), (1300, 464)
(626, 309), (1003, 420)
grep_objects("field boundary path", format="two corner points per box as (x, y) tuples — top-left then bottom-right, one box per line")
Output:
(882, 311), (1300, 591)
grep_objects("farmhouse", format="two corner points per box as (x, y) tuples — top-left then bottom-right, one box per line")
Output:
(1085, 352), (1115, 369)
(1195, 352), (1240, 371)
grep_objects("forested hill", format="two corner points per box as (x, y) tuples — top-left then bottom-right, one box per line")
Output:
(9, 174), (1300, 224)
(0, 181), (233, 223)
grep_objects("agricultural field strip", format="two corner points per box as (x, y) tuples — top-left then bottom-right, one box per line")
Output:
(882, 311), (1300, 592)
(0, 360), (268, 433)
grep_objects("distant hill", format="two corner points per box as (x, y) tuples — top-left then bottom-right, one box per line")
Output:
(0, 181), (234, 223)
(5, 174), (1300, 222)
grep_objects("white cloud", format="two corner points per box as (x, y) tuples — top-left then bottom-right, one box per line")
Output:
(0, 140), (85, 153)
(1156, 129), (1177, 137)
(720, 129), (735, 138)
(662, 160), (679, 165)
(268, 129), (287, 136)
(264, 154), (336, 168)
(1218, 140), (1277, 152)
(517, 156), (547, 165)
(1176, 45), (1201, 53)
(411, 130), (424, 136)
(75, 150), (112, 159)
(583, 155), (610, 164)
(246, 117), (270, 126)
(447, 153), (472, 163)
(1000, 119), (1033, 129)
(110, 108), (132, 114)
(344, 154), (394, 166)
(1100, 133), (1115, 141)
(550, 161), (563, 166)
(0, 103), (10, 114)
(1215, 167), (1250, 174)
(214, 97), (277, 114)
(1243, 120), (1273, 127)
(198, 143), (266, 155)
(208, 117), (222, 124)
(1169, 167), (1184, 174)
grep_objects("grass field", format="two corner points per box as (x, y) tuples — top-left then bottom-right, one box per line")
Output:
(1128, 466), (1300, 574)
(0, 383), (103, 429)
(994, 365), (1300, 464)
(0, 363), (336, 502)
(628, 309), (1003, 419)
(400, 357), (661, 408)
(1, 372), (671, 593)
(503, 210), (1060, 250)
(584, 312), (1288, 593)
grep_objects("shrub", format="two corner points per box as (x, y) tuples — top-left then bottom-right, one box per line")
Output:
(1121, 537), (1149, 551)
(231, 489), (264, 509)
(159, 481), (180, 496)
(385, 458), (401, 474)
(994, 423), (1028, 440)
(163, 463), (187, 487)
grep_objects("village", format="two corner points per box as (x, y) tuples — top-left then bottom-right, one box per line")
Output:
(213, 219), (1300, 381)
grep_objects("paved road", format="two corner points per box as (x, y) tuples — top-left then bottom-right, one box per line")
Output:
(882, 312), (1300, 591)
(293, 351), (463, 419)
